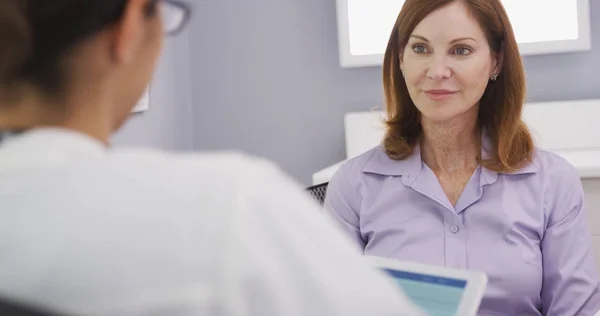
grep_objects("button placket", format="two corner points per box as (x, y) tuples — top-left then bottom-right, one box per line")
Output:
(444, 214), (467, 269)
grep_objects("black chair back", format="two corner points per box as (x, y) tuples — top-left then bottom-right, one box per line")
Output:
(306, 182), (329, 206)
(0, 298), (66, 316)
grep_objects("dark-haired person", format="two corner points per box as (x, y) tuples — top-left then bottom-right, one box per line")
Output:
(324, 0), (600, 315)
(0, 1), (422, 315)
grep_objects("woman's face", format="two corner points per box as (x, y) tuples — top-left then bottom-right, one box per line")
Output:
(400, 1), (501, 124)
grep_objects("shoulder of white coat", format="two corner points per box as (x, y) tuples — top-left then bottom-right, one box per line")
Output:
(106, 147), (294, 193)
(109, 147), (260, 172)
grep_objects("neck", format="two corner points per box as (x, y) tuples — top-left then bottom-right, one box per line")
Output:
(420, 112), (480, 174)
(0, 91), (113, 145)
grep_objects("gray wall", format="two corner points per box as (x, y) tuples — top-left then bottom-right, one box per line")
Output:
(112, 25), (195, 151)
(188, 0), (382, 185)
(117, 0), (600, 186)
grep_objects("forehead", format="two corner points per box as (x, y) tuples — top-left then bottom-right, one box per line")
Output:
(411, 1), (486, 41)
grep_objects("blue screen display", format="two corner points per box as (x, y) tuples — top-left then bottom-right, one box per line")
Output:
(382, 268), (467, 316)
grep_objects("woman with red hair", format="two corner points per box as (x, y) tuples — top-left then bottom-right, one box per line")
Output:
(325, 0), (600, 315)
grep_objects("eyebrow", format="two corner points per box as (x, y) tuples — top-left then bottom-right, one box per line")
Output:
(410, 35), (477, 44)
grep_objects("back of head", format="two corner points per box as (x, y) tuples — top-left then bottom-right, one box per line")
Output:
(382, 0), (534, 172)
(0, 1), (31, 94)
(0, 0), (128, 102)
(0, 0), (167, 142)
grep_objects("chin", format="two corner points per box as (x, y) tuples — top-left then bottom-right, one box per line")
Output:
(417, 104), (457, 122)
(420, 108), (473, 124)
(417, 98), (478, 123)
(422, 112), (459, 123)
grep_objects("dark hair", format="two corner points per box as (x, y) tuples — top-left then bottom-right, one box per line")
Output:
(0, 0), (157, 101)
(382, 0), (534, 173)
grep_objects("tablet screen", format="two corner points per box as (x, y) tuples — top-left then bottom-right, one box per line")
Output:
(382, 268), (467, 316)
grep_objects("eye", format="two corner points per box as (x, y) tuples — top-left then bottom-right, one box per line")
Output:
(452, 46), (472, 55)
(412, 44), (429, 54)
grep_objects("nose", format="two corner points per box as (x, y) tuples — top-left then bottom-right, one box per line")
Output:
(426, 55), (451, 81)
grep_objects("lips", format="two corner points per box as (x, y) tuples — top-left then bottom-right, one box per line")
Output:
(424, 90), (457, 101)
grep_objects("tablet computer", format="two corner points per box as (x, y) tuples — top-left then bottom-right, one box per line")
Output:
(367, 256), (487, 316)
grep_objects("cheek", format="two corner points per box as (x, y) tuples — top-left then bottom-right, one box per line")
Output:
(405, 77), (423, 103)
(403, 67), (426, 95)
(456, 67), (491, 102)
(463, 79), (489, 103)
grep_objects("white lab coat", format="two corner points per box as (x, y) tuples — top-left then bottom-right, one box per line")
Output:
(0, 128), (422, 316)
